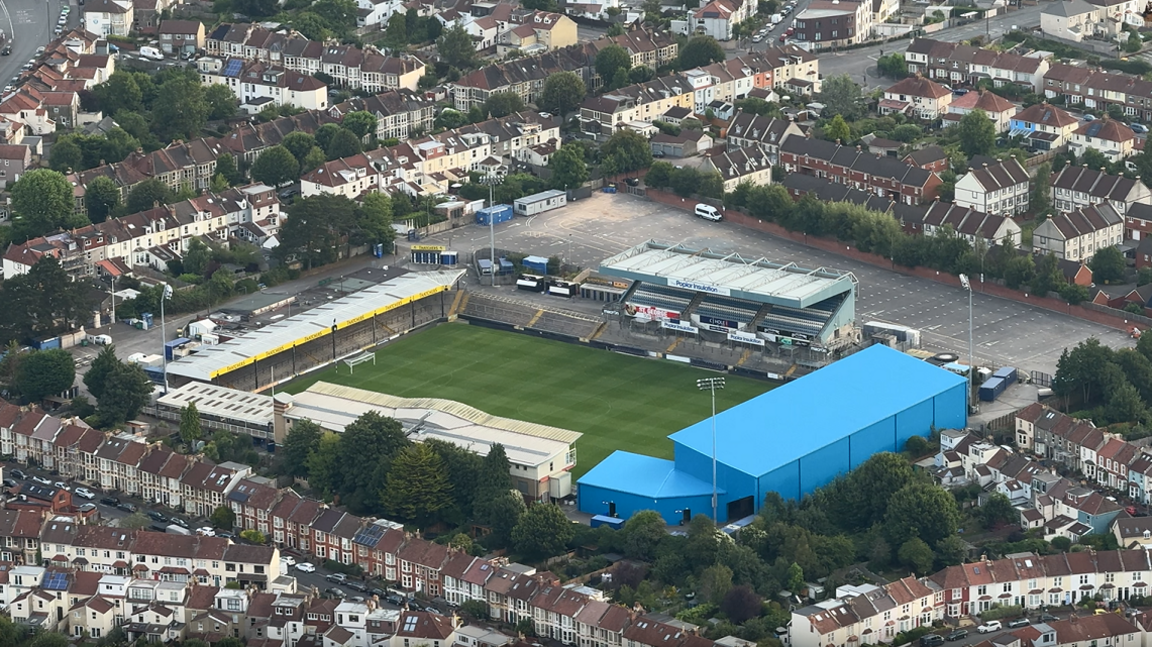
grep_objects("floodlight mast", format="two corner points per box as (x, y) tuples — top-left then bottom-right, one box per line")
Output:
(697, 376), (725, 524)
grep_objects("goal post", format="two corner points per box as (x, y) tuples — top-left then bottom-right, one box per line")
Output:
(343, 351), (377, 375)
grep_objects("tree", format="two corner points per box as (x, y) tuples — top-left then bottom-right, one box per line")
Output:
(485, 92), (525, 119)
(540, 71), (586, 116)
(721, 585), (763, 623)
(95, 362), (153, 426)
(1004, 254), (1036, 290)
(85, 176), (121, 224)
(251, 145), (300, 187)
(183, 238), (212, 276)
(241, 529), (267, 544)
(277, 194), (358, 269)
(94, 71), (143, 116)
(324, 128), (362, 160)
(484, 489), (526, 546)
(1031, 162), (1052, 216)
(14, 350), (74, 403)
(824, 114), (851, 143)
(282, 131), (318, 168)
(956, 110), (996, 157)
(438, 25), (477, 69)
(301, 146), (327, 173)
(384, 12), (409, 51)
(382, 443), (453, 523)
(621, 510), (668, 560)
(334, 411), (409, 512)
(180, 401), (203, 445)
(1108, 380), (1148, 424)
(601, 129), (653, 175)
(897, 538), (935, 575)
(49, 137), (83, 173)
(595, 45), (631, 83)
(11, 169), (77, 240)
(785, 562), (805, 593)
(356, 192), (396, 248)
(214, 153), (242, 187)
(281, 419), (323, 478)
(817, 74), (864, 121)
(549, 143), (588, 190)
(877, 53), (908, 79)
(152, 76), (209, 141)
(679, 36), (725, 69)
(835, 452), (915, 531)
(84, 345), (119, 401)
(511, 503), (575, 558)
(342, 111), (378, 140)
(1126, 30), (1143, 54)
(210, 505), (236, 530)
(699, 564), (734, 605)
(205, 84), (239, 121)
(125, 178), (175, 214)
(629, 65), (654, 84)
(119, 511), (151, 530)
(306, 433), (342, 497)
(981, 492), (1018, 528)
(884, 482), (962, 547)
(1090, 245), (1126, 284)
(607, 22), (625, 36)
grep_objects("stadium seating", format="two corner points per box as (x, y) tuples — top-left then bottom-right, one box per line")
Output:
(695, 295), (762, 324)
(628, 283), (695, 313)
(758, 294), (846, 337)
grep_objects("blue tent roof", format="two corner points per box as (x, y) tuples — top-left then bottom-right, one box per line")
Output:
(578, 451), (724, 498)
(669, 345), (967, 478)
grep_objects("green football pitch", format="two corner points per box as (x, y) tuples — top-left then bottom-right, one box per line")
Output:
(283, 324), (774, 476)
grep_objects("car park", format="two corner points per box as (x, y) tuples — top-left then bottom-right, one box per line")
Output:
(74, 487), (95, 500)
(296, 562), (316, 573)
(978, 621), (1002, 634)
(99, 496), (120, 506)
(946, 630), (968, 641)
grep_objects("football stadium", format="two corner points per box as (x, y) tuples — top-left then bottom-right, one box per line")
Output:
(600, 241), (860, 351)
(576, 345), (969, 525)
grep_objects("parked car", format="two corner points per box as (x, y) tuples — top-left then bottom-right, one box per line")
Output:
(117, 502), (137, 513)
(1084, 114), (1096, 121)
(946, 630), (968, 641)
(99, 496), (120, 506)
(1038, 613), (1058, 623)
(79, 503), (97, 513)
(1132, 123), (1149, 134)
(1007, 619), (1030, 628)
(370, 588), (387, 598)
(31, 475), (52, 485)
(54, 481), (69, 490)
(1, 478), (15, 488)
(978, 621), (1002, 634)
(170, 517), (189, 528)
(920, 635), (945, 647)
(296, 562), (316, 573)
(147, 511), (167, 522)
(10, 469), (23, 480)
(326, 573), (348, 584)
(346, 581), (368, 593)
(326, 587), (347, 599)
(195, 527), (215, 536)
(73, 487), (95, 500)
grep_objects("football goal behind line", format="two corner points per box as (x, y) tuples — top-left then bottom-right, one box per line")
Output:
(343, 351), (377, 374)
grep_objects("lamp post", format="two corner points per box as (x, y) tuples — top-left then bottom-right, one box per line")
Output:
(160, 283), (172, 394)
(480, 173), (503, 287)
(959, 274), (974, 405)
(697, 376), (725, 524)
(108, 276), (116, 337)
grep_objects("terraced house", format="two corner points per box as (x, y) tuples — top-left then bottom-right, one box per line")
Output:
(1043, 63), (1152, 120)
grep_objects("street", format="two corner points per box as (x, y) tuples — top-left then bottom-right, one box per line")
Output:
(815, 4), (1046, 92)
(415, 192), (1134, 375)
(0, 0), (73, 92)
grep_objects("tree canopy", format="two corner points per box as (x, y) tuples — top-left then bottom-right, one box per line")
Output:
(679, 36), (725, 69)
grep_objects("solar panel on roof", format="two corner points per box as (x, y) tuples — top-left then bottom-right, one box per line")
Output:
(44, 572), (68, 590)
(223, 59), (243, 77)
(352, 523), (385, 546)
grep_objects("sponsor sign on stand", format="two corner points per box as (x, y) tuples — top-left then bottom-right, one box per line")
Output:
(700, 316), (738, 329)
(669, 278), (731, 296)
(728, 331), (764, 346)
(662, 321), (699, 334)
(626, 303), (680, 321)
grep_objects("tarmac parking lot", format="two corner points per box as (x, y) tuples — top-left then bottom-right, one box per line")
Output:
(422, 192), (1134, 375)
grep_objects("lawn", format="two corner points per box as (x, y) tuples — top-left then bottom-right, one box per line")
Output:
(283, 324), (774, 476)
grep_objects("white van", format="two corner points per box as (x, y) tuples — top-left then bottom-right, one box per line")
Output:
(139, 46), (164, 61)
(694, 203), (722, 222)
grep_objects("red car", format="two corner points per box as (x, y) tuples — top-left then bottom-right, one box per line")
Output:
(779, 34), (787, 41)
